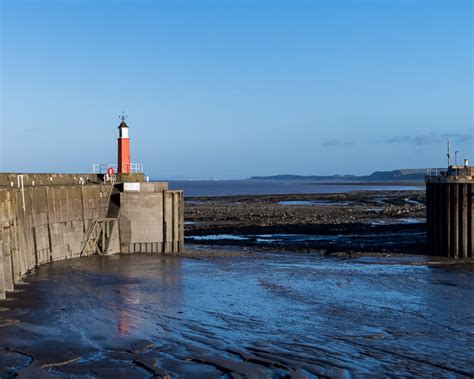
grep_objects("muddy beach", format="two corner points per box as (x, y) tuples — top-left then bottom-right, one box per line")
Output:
(0, 253), (473, 378)
(185, 190), (426, 254)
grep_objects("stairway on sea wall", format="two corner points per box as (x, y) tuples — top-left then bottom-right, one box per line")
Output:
(0, 174), (184, 299)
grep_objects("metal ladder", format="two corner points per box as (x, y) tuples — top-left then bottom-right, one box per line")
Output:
(80, 177), (117, 257)
(80, 220), (99, 256)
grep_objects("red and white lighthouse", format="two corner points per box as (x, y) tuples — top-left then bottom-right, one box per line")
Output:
(117, 114), (131, 174)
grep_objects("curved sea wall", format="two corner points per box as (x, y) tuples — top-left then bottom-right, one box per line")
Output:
(0, 174), (184, 299)
(0, 183), (116, 299)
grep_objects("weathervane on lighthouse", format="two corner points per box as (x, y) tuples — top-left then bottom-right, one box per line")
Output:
(117, 111), (131, 174)
(119, 111), (128, 122)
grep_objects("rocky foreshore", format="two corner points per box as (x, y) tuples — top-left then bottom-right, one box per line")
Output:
(184, 190), (427, 254)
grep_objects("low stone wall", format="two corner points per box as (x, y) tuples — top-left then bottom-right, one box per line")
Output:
(0, 179), (184, 299)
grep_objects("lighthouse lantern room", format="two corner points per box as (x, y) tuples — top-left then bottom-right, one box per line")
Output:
(117, 113), (131, 174)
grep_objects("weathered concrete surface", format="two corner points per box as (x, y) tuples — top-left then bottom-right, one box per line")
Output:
(0, 244), (4, 300)
(0, 184), (114, 299)
(0, 178), (184, 299)
(119, 183), (184, 254)
(0, 173), (145, 187)
(0, 173), (103, 187)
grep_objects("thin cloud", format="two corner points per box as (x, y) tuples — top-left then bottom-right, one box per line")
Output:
(384, 133), (439, 146)
(442, 132), (473, 143)
(321, 139), (355, 147)
(384, 131), (473, 146)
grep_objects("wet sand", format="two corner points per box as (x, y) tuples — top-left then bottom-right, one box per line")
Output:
(0, 252), (473, 378)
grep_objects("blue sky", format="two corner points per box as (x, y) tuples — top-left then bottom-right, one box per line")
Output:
(1, 0), (472, 179)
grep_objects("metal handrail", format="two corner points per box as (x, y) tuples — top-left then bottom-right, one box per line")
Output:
(426, 168), (441, 177)
(426, 167), (472, 177)
(92, 163), (144, 174)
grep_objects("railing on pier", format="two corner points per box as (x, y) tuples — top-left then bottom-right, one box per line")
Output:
(92, 163), (144, 174)
(426, 168), (443, 177)
(426, 167), (473, 178)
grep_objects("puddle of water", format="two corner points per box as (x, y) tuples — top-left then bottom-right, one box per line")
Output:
(189, 234), (250, 241)
(279, 200), (350, 206)
(405, 198), (424, 206)
(369, 218), (425, 226)
(185, 200), (204, 205)
(186, 230), (426, 246)
(255, 233), (340, 243)
(254, 232), (425, 244)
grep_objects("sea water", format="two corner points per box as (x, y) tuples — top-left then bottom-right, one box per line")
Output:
(167, 179), (423, 197)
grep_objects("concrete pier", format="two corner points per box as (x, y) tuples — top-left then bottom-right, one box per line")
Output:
(426, 166), (473, 259)
(0, 173), (184, 299)
(117, 182), (184, 254)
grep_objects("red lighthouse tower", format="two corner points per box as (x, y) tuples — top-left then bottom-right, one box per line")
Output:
(117, 112), (131, 174)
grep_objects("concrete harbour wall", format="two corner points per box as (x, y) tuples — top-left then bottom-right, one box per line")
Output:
(0, 174), (184, 299)
(119, 189), (184, 253)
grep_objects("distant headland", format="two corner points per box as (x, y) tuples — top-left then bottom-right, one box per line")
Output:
(249, 169), (434, 182)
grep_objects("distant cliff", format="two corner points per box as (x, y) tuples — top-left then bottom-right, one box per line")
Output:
(250, 169), (431, 182)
